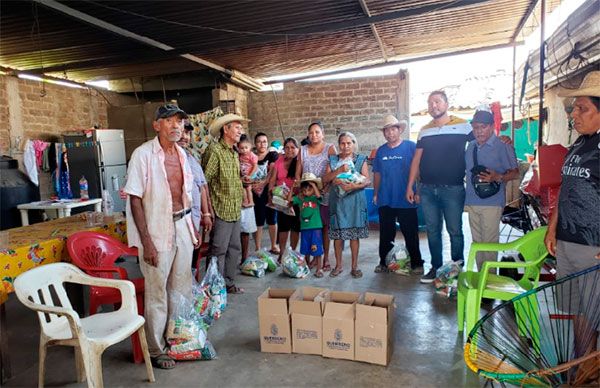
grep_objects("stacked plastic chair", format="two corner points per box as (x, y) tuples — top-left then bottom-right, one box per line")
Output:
(465, 263), (600, 387)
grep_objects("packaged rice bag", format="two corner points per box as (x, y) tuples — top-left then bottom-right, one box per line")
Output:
(282, 247), (310, 278)
(241, 256), (267, 277)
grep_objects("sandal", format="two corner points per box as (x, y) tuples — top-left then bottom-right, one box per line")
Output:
(329, 267), (343, 277)
(351, 269), (363, 278)
(151, 354), (175, 370)
(322, 263), (332, 272)
(269, 247), (280, 255)
(374, 265), (389, 273)
(226, 285), (245, 294)
(314, 270), (324, 278)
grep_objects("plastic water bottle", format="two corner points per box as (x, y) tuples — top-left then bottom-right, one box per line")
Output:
(79, 176), (89, 200)
(102, 190), (114, 216)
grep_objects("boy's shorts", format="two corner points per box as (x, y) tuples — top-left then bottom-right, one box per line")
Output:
(300, 228), (324, 256)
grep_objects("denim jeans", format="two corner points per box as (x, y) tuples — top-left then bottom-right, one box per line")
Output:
(420, 184), (465, 270)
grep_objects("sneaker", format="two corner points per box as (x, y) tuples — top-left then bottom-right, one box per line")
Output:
(374, 264), (389, 273)
(412, 266), (424, 275)
(420, 268), (437, 284)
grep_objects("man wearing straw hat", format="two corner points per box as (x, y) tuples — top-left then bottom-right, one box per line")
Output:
(372, 114), (424, 275)
(202, 113), (250, 294)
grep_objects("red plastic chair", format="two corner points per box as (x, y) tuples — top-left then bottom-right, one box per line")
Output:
(66, 231), (145, 363)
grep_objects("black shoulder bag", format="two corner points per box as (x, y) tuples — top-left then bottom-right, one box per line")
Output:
(470, 146), (501, 199)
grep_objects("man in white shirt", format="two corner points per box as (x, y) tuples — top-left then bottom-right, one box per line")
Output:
(124, 104), (198, 369)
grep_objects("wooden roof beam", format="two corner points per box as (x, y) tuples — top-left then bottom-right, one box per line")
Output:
(357, 0), (388, 62)
(33, 0), (264, 89)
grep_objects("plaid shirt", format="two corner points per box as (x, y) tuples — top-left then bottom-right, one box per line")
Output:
(202, 138), (242, 222)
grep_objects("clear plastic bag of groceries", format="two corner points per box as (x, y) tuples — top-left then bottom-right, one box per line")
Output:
(334, 159), (366, 197)
(240, 256), (268, 277)
(166, 292), (208, 360)
(254, 248), (278, 272)
(198, 256), (227, 325)
(281, 247), (310, 278)
(267, 183), (296, 216)
(385, 243), (410, 274)
(433, 260), (464, 298)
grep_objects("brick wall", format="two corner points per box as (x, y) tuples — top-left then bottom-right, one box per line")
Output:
(212, 82), (249, 118)
(0, 75), (136, 199)
(248, 72), (409, 152)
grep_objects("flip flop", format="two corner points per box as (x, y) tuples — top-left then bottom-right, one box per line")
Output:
(314, 270), (324, 278)
(269, 248), (280, 255)
(151, 354), (175, 369)
(322, 263), (332, 272)
(226, 285), (245, 294)
(329, 267), (343, 277)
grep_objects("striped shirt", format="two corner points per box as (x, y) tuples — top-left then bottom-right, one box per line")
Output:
(416, 116), (474, 185)
(202, 139), (242, 222)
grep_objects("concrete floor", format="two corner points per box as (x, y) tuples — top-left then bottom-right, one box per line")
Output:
(4, 216), (506, 387)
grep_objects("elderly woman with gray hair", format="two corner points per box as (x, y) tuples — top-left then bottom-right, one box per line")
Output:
(323, 131), (370, 278)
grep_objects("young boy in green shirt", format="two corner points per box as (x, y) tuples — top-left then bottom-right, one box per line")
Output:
(291, 173), (324, 277)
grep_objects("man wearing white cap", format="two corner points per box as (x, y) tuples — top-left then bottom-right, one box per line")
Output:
(372, 115), (424, 275)
(202, 113), (250, 294)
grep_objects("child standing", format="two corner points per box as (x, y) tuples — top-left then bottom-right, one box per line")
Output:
(291, 173), (324, 277)
(238, 135), (258, 207)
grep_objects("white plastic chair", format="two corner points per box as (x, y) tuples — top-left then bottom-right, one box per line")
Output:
(13, 263), (155, 388)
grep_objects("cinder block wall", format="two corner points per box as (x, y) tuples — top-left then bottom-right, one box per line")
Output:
(248, 72), (409, 153)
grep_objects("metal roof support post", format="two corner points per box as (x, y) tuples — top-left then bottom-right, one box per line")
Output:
(538, 0), (546, 146)
(511, 42), (517, 140)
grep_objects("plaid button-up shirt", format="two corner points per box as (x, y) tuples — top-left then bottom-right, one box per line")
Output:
(202, 138), (242, 222)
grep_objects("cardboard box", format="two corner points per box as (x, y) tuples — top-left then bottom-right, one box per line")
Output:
(355, 292), (395, 366)
(322, 291), (360, 360)
(290, 287), (328, 355)
(258, 288), (296, 353)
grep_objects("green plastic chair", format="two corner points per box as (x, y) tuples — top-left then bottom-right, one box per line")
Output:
(457, 226), (548, 335)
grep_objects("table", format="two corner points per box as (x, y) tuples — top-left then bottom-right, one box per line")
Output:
(0, 214), (127, 382)
(17, 198), (103, 226)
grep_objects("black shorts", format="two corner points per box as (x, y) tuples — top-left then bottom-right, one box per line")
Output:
(277, 206), (300, 233)
(253, 189), (277, 226)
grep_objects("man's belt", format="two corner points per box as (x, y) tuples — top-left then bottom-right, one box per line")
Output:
(173, 208), (191, 221)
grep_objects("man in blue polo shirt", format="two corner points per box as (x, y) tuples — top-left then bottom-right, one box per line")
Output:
(465, 109), (518, 272)
(373, 115), (424, 274)
(406, 90), (473, 283)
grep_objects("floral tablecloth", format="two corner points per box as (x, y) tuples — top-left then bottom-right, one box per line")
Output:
(0, 214), (127, 296)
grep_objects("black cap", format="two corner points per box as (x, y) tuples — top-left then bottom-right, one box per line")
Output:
(154, 104), (188, 121)
(472, 110), (494, 125)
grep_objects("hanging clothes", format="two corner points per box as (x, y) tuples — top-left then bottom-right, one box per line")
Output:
(41, 146), (51, 172)
(23, 140), (39, 186)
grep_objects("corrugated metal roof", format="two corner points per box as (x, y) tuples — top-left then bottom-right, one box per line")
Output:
(0, 0), (563, 85)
